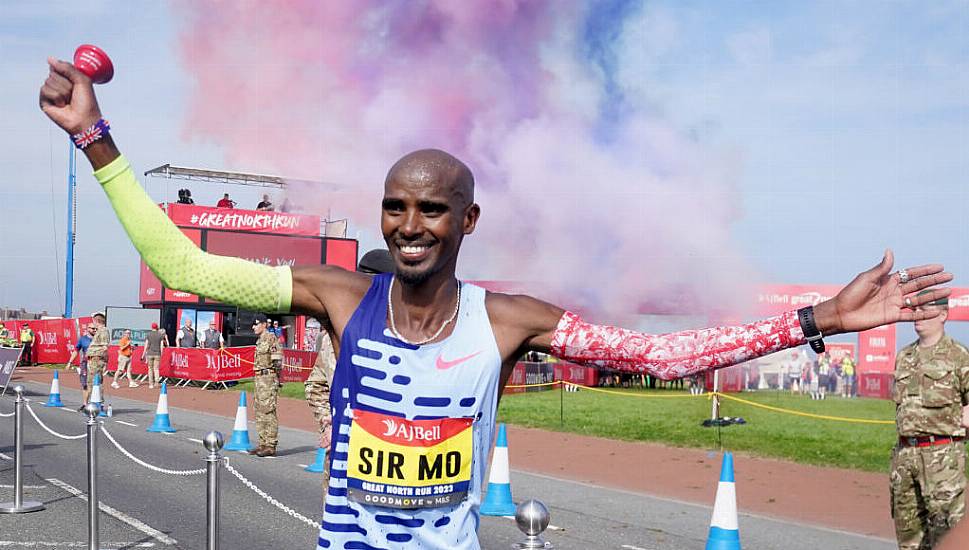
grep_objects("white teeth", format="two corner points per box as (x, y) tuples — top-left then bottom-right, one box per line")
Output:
(401, 245), (426, 254)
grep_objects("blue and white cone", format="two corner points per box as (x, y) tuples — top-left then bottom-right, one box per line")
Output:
(44, 370), (64, 407)
(88, 374), (108, 416)
(224, 391), (254, 451)
(146, 382), (176, 433)
(706, 452), (741, 550)
(305, 447), (328, 473)
(480, 423), (516, 516)
(94, 374), (110, 417)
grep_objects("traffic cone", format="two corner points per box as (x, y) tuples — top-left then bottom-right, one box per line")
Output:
(146, 382), (176, 433)
(224, 391), (254, 451)
(305, 447), (327, 472)
(705, 452), (741, 550)
(44, 370), (64, 407)
(480, 423), (516, 516)
(88, 373), (109, 417)
(90, 373), (103, 406)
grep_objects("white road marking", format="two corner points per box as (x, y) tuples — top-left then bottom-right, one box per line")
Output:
(114, 420), (138, 427)
(186, 438), (203, 444)
(46, 478), (177, 546)
(297, 464), (309, 469)
(0, 543), (153, 548)
(0, 484), (46, 489)
(622, 545), (648, 550)
(0, 453), (12, 461)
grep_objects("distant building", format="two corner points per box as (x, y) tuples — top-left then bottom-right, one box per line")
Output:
(0, 307), (50, 320)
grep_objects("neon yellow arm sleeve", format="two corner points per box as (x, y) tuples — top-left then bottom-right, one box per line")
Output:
(93, 155), (292, 313)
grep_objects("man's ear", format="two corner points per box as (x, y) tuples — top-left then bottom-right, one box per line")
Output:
(463, 203), (481, 235)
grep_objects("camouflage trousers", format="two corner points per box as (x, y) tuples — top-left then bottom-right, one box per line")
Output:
(87, 356), (106, 380)
(304, 382), (332, 448)
(305, 381), (333, 488)
(253, 369), (280, 449)
(890, 442), (967, 549)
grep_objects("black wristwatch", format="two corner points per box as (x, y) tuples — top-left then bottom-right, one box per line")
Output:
(797, 306), (825, 353)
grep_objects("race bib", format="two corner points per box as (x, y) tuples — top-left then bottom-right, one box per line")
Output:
(346, 409), (473, 509)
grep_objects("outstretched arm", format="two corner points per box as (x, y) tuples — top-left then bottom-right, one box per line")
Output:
(495, 252), (951, 381)
(38, 58), (359, 316)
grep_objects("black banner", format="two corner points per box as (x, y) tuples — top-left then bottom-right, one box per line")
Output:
(0, 346), (23, 395)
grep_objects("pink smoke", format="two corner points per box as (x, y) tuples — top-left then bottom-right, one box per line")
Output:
(175, 1), (759, 320)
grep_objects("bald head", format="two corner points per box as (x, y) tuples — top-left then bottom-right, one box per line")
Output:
(386, 149), (474, 206)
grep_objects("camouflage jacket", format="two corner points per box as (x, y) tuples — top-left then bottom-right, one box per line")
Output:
(87, 325), (111, 358)
(305, 332), (336, 385)
(255, 331), (279, 369)
(894, 335), (969, 437)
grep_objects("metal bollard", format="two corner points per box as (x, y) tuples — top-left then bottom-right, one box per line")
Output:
(513, 499), (553, 549)
(204, 431), (224, 550)
(84, 402), (101, 550)
(0, 386), (45, 514)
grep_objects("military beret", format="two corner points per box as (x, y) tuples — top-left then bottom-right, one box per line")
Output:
(252, 313), (269, 324)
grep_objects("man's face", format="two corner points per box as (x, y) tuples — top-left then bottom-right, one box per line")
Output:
(914, 305), (947, 337)
(185, 319), (192, 328)
(253, 322), (265, 335)
(86, 324), (96, 335)
(381, 169), (478, 286)
(209, 322), (216, 330)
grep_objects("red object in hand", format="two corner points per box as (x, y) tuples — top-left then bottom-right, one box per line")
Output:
(73, 44), (114, 84)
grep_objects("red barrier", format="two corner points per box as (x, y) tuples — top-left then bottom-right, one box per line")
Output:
(506, 361), (556, 394)
(103, 345), (318, 383)
(553, 362), (598, 387)
(858, 372), (893, 400)
(1, 318), (85, 364)
(161, 347), (255, 382)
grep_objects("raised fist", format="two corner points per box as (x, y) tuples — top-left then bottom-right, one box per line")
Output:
(39, 57), (102, 135)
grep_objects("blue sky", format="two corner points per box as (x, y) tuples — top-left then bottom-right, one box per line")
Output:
(2, 1), (968, 344)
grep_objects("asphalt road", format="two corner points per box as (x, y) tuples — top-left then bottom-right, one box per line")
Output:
(0, 382), (895, 549)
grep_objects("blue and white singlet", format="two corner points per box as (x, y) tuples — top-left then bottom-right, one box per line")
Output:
(318, 274), (502, 550)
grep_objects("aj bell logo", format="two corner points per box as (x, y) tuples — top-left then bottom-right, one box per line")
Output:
(381, 419), (440, 442)
(171, 353), (189, 369)
(205, 354), (240, 371)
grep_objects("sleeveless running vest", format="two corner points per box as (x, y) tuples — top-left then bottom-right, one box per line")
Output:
(318, 274), (502, 550)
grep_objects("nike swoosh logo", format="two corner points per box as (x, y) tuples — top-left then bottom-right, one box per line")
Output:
(435, 351), (482, 370)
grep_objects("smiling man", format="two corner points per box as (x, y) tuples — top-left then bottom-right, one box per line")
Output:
(39, 58), (954, 550)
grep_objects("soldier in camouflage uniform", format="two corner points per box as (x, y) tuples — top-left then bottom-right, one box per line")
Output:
(251, 314), (281, 457)
(305, 329), (336, 480)
(891, 294), (969, 549)
(87, 311), (111, 399)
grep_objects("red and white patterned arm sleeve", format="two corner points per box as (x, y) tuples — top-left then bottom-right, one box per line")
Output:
(549, 310), (806, 380)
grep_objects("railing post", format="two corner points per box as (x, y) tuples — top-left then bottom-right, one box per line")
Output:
(204, 431), (224, 550)
(0, 386), (45, 514)
(85, 402), (101, 550)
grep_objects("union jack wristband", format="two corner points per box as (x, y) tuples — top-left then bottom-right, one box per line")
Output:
(72, 118), (110, 150)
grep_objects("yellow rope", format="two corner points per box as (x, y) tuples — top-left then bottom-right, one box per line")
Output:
(505, 380), (895, 425)
(562, 381), (706, 398)
(712, 392), (895, 425)
(505, 380), (562, 389)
